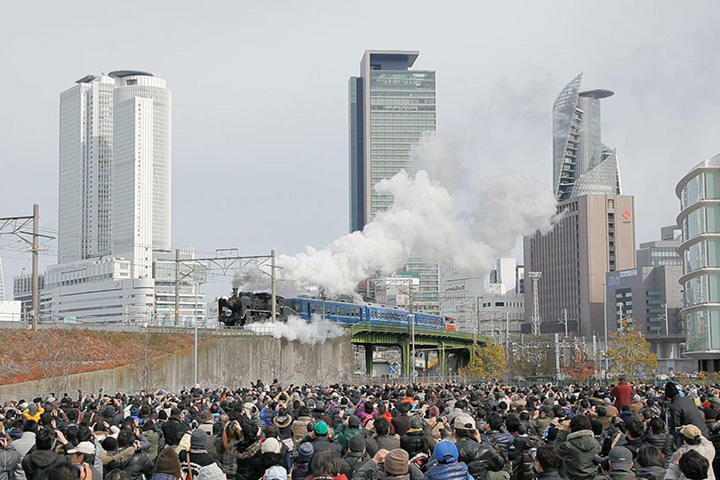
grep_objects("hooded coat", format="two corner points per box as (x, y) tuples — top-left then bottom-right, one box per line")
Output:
(553, 429), (601, 480)
(669, 436), (716, 480)
(21, 450), (69, 480)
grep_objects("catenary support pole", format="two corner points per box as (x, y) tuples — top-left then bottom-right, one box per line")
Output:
(271, 250), (277, 322)
(31, 204), (39, 332)
(175, 249), (180, 327)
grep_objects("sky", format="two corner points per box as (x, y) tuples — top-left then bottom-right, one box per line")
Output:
(1, 0), (720, 300)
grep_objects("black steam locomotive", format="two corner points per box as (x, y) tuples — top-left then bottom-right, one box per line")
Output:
(218, 289), (295, 327)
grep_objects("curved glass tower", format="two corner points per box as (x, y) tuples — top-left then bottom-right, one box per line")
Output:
(553, 73), (621, 201)
(677, 154), (720, 366)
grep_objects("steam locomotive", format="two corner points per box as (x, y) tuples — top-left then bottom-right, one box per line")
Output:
(218, 289), (455, 329)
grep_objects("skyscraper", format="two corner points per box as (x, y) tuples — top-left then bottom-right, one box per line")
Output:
(39, 71), (190, 324)
(348, 50), (438, 311)
(349, 50), (436, 232)
(111, 71), (172, 277)
(524, 194), (636, 336)
(524, 74), (635, 336)
(59, 74), (115, 263)
(553, 73), (621, 202)
(58, 71), (171, 275)
(677, 154), (720, 371)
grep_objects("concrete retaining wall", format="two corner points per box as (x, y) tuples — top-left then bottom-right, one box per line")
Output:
(0, 334), (354, 402)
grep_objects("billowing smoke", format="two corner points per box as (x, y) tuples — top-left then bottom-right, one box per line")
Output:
(244, 315), (345, 344)
(276, 132), (557, 296)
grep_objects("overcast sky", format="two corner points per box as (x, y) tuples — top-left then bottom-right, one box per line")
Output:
(2, 0), (720, 298)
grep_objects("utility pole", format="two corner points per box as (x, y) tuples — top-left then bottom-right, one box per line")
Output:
(603, 282), (609, 376)
(0, 206), (51, 331)
(31, 204), (39, 332)
(410, 280), (416, 379)
(270, 250), (277, 322)
(554, 333), (561, 380)
(174, 248), (180, 327)
(561, 308), (568, 338)
(505, 311), (510, 361)
(529, 272), (542, 335)
(475, 296), (481, 340)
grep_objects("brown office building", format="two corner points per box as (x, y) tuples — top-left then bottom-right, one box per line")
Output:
(524, 194), (636, 336)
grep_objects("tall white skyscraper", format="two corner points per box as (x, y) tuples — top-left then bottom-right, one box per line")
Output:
(58, 71), (172, 276)
(111, 71), (172, 277)
(59, 74), (115, 263)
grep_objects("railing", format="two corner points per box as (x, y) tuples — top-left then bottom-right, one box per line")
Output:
(350, 321), (485, 341)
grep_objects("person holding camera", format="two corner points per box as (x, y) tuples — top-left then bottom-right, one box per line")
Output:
(0, 427), (21, 480)
(553, 415), (601, 480)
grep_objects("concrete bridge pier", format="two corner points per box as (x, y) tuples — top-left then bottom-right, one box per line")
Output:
(400, 338), (411, 378)
(363, 343), (374, 376)
(439, 342), (446, 376)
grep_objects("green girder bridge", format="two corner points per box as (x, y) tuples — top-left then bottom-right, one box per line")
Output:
(346, 322), (490, 377)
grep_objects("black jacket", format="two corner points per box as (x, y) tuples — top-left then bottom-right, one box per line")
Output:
(456, 438), (506, 480)
(161, 418), (190, 447)
(114, 451), (154, 480)
(642, 432), (675, 463)
(340, 451), (371, 479)
(616, 436), (644, 458)
(536, 471), (565, 480)
(508, 434), (542, 480)
(234, 439), (263, 480)
(21, 450), (68, 480)
(636, 465), (666, 480)
(668, 396), (708, 436)
(400, 430), (431, 458)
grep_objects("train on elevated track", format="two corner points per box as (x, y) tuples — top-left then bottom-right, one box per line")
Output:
(218, 289), (456, 330)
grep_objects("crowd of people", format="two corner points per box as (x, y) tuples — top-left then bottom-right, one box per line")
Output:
(0, 376), (719, 480)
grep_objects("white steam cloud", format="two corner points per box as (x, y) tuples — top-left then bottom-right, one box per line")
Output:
(244, 315), (345, 344)
(276, 132), (557, 296)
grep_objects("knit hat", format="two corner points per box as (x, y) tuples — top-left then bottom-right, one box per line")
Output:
(384, 449), (409, 475)
(101, 437), (117, 451)
(409, 415), (423, 429)
(265, 466), (288, 480)
(191, 429), (209, 451)
(608, 446), (633, 472)
(314, 421), (329, 435)
(680, 424), (702, 441)
(349, 434), (366, 453)
(297, 442), (314, 462)
(154, 446), (182, 478)
(665, 382), (680, 399)
(261, 437), (281, 454)
(429, 406), (440, 417)
(347, 415), (361, 429)
(27, 403), (38, 416)
(197, 463), (225, 480)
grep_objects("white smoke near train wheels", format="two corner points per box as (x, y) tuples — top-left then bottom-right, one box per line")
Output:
(276, 132), (558, 297)
(244, 315), (345, 344)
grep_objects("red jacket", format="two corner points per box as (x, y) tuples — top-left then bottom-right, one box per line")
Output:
(611, 381), (633, 410)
